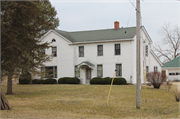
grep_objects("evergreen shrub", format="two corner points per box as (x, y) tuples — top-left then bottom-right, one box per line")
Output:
(32, 79), (43, 84)
(90, 77), (127, 85)
(42, 78), (57, 84)
(19, 72), (31, 84)
(58, 77), (80, 84)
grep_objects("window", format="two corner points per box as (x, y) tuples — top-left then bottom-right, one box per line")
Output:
(169, 73), (172, 75)
(176, 73), (179, 75)
(40, 48), (45, 54)
(52, 47), (57, 57)
(146, 45), (148, 56)
(41, 66), (57, 78)
(79, 46), (84, 57)
(97, 65), (103, 77)
(75, 66), (80, 77)
(97, 45), (103, 56)
(52, 39), (56, 42)
(146, 66), (149, 74)
(115, 44), (121, 55)
(154, 66), (158, 72)
(116, 64), (122, 76)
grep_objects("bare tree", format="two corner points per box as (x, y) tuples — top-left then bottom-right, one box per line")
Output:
(153, 23), (180, 63)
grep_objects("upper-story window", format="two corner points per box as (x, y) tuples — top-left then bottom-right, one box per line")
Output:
(52, 47), (57, 57)
(116, 64), (122, 76)
(97, 45), (103, 56)
(154, 66), (158, 72)
(52, 39), (56, 42)
(79, 46), (84, 57)
(146, 45), (148, 56)
(115, 44), (121, 55)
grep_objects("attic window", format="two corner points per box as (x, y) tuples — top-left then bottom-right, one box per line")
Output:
(52, 39), (56, 42)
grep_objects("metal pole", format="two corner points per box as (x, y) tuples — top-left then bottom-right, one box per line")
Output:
(136, 0), (141, 109)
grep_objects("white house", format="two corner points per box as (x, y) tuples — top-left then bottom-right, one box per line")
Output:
(37, 21), (162, 84)
(162, 56), (180, 81)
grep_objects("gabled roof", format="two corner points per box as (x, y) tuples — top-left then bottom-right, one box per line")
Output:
(54, 27), (136, 43)
(150, 51), (163, 66)
(162, 56), (180, 68)
(77, 61), (95, 69)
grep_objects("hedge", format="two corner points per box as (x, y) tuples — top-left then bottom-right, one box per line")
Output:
(58, 77), (80, 84)
(42, 78), (57, 84)
(90, 77), (127, 85)
(32, 79), (44, 84)
(19, 72), (31, 84)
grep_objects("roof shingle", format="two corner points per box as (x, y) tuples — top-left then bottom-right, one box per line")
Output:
(162, 56), (180, 68)
(55, 27), (136, 43)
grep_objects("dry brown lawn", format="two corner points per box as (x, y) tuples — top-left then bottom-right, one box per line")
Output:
(1, 84), (179, 118)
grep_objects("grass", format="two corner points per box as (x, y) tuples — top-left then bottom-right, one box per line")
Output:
(1, 84), (180, 118)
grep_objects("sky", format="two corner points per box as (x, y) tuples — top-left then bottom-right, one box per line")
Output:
(50, 0), (180, 43)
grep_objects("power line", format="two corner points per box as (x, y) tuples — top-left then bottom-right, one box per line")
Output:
(128, 0), (136, 9)
(127, 0), (135, 27)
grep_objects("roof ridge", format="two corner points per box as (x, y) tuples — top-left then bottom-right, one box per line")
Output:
(56, 26), (136, 33)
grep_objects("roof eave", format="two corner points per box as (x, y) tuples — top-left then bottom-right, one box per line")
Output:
(150, 51), (163, 66)
(70, 38), (134, 45)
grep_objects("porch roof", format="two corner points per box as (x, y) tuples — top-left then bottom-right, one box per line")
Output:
(77, 61), (95, 69)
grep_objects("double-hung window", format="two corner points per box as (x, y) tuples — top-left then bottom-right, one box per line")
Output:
(41, 66), (57, 78)
(154, 66), (158, 72)
(116, 64), (122, 76)
(146, 66), (149, 74)
(115, 44), (121, 55)
(52, 47), (57, 57)
(75, 66), (80, 78)
(146, 45), (148, 56)
(40, 48), (45, 55)
(97, 45), (103, 56)
(97, 65), (103, 77)
(79, 46), (84, 57)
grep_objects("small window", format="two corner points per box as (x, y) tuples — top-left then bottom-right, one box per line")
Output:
(146, 45), (148, 56)
(40, 48), (45, 54)
(97, 45), (103, 56)
(169, 73), (172, 75)
(154, 66), (158, 72)
(172, 73), (175, 75)
(146, 66), (149, 74)
(116, 64), (122, 76)
(41, 66), (57, 78)
(79, 46), (84, 57)
(75, 66), (80, 78)
(52, 47), (57, 57)
(52, 39), (56, 42)
(97, 65), (103, 77)
(115, 44), (121, 55)
(176, 73), (179, 75)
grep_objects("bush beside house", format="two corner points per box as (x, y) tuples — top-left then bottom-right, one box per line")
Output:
(32, 79), (44, 84)
(19, 72), (31, 84)
(58, 77), (80, 84)
(42, 78), (57, 84)
(90, 77), (127, 85)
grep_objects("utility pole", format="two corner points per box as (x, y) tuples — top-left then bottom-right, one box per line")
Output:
(136, 0), (141, 109)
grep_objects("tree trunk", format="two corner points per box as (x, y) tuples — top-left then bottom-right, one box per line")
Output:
(1, 88), (11, 110)
(6, 73), (13, 94)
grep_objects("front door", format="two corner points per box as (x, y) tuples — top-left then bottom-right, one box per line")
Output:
(86, 68), (91, 84)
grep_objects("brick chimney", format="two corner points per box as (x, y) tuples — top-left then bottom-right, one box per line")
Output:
(114, 21), (119, 30)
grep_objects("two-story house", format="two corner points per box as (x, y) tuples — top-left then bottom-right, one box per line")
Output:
(37, 21), (162, 84)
